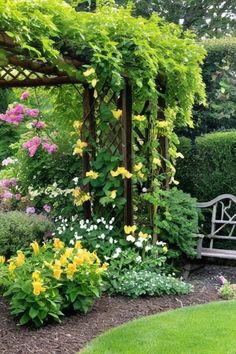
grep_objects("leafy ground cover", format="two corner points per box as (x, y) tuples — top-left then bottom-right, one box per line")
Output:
(81, 300), (236, 354)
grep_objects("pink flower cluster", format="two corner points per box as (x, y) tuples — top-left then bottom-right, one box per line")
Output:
(32, 120), (47, 129)
(21, 91), (30, 100)
(23, 137), (58, 157)
(0, 178), (17, 189)
(0, 104), (24, 125)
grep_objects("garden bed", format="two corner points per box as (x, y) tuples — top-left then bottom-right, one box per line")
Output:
(1, 264), (235, 354)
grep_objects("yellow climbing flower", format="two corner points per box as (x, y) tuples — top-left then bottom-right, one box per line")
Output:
(91, 78), (98, 87)
(110, 190), (117, 199)
(73, 139), (88, 156)
(153, 157), (161, 166)
(163, 246), (168, 254)
(72, 187), (91, 206)
(137, 171), (144, 179)
(73, 120), (83, 133)
(8, 261), (16, 273)
(66, 263), (77, 280)
(83, 67), (95, 77)
(86, 170), (99, 179)
(15, 251), (25, 267)
(31, 241), (40, 256)
(133, 115), (145, 122)
(32, 280), (46, 296)
(124, 225), (137, 235)
(112, 109), (122, 120)
(134, 162), (143, 172)
(0, 255), (5, 264)
(64, 248), (73, 258)
(110, 166), (132, 179)
(53, 238), (64, 250)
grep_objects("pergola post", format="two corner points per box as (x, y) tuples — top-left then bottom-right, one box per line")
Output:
(122, 78), (133, 226)
(82, 84), (96, 219)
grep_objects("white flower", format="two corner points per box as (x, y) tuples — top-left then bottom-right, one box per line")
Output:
(95, 244), (100, 248)
(142, 187), (147, 193)
(104, 256), (110, 260)
(73, 177), (79, 184)
(126, 235), (135, 243)
(136, 256), (142, 263)
(96, 219), (101, 223)
(109, 237), (113, 244)
(100, 233), (105, 240)
(69, 240), (75, 245)
(135, 241), (143, 248)
(109, 225), (113, 230)
(145, 245), (152, 251)
(156, 241), (166, 246)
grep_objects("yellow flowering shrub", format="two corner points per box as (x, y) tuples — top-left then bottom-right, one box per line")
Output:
(0, 239), (106, 327)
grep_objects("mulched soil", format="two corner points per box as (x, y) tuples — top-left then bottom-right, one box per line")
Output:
(1, 264), (236, 354)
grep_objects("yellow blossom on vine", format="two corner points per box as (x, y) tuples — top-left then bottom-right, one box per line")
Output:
(86, 170), (99, 179)
(133, 115), (145, 122)
(176, 152), (184, 159)
(110, 166), (132, 179)
(157, 121), (169, 129)
(66, 263), (77, 280)
(93, 89), (98, 99)
(83, 67), (95, 77)
(53, 238), (64, 250)
(153, 157), (161, 166)
(31, 241), (40, 256)
(73, 120), (83, 133)
(112, 109), (122, 120)
(8, 261), (16, 273)
(15, 251), (25, 267)
(73, 139), (88, 156)
(91, 79), (98, 87)
(0, 256), (5, 264)
(72, 187), (91, 206)
(137, 171), (144, 178)
(124, 225), (137, 235)
(163, 246), (168, 254)
(110, 190), (117, 199)
(134, 162), (143, 172)
(32, 279), (46, 296)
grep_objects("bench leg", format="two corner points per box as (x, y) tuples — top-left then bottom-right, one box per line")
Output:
(197, 237), (203, 259)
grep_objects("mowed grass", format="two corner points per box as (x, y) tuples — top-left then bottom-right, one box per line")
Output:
(80, 301), (236, 354)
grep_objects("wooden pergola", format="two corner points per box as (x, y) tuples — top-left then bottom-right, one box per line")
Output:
(0, 31), (168, 226)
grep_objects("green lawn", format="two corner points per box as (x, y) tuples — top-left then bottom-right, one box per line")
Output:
(80, 301), (236, 354)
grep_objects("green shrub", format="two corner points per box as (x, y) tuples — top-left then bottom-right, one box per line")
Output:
(0, 211), (54, 257)
(107, 270), (192, 298)
(176, 131), (236, 201)
(144, 188), (198, 262)
(0, 239), (105, 327)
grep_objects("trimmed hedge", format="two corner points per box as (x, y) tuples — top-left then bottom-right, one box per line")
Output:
(176, 130), (236, 201)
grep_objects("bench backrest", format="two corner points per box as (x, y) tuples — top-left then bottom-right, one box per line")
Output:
(197, 194), (236, 239)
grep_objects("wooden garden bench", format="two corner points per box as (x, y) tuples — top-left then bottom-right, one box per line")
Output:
(194, 194), (236, 260)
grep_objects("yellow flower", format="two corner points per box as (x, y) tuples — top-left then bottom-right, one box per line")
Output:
(83, 67), (95, 77)
(157, 121), (169, 129)
(73, 120), (83, 133)
(97, 262), (109, 273)
(137, 171), (144, 179)
(73, 139), (88, 156)
(31, 241), (40, 256)
(86, 170), (99, 179)
(124, 225), (137, 235)
(32, 270), (41, 280)
(134, 162), (143, 172)
(53, 238), (64, 250)
(8, 261), (16, 273)
(110, 190), (117, 199)
(110, 167), (132, 179)
(53, 268), (62, 280)
(163, 246), (168, 254)
(73, 188), (91, 206)
(0, 255), (5, 264)
(133, 115), (145, 122)
(176, 152), (184, 159)
(91, 78), (98, 87)
(93, 89), (98, 99)
(64, 248), (73, 258)
(66, 263), (77, 280)
(153, 158), (161, 166)
(15, 251), (25, 267)
(112, 109), (122, 120)
(138, 231), (150, 240)
(74, 241), (82, 250)
(32, 280), (46, 296)
(59, 254), (68, 266)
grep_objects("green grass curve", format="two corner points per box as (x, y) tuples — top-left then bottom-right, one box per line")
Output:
(80, 301), (236, 354)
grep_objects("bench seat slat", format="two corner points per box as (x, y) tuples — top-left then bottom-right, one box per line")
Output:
(201, 248), (236, 259)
